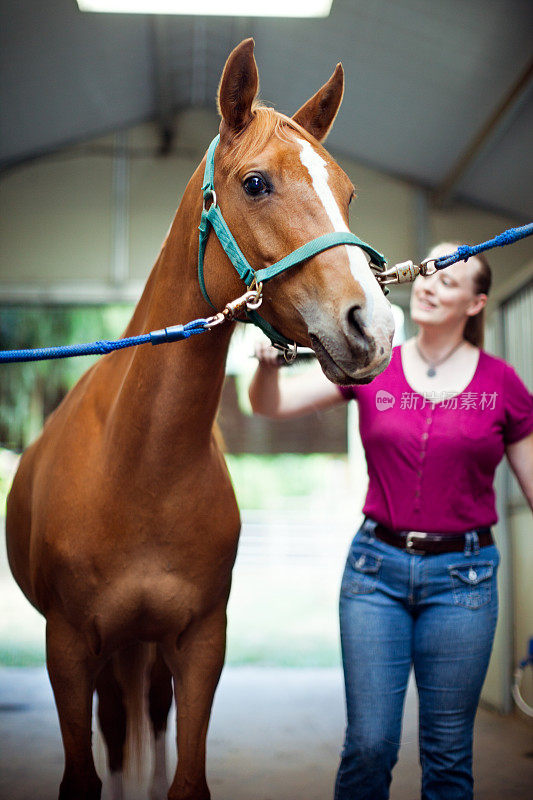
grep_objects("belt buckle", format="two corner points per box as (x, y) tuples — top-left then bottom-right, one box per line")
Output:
(405, 531), (428, 554)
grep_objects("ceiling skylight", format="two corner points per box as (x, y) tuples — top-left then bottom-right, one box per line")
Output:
(76, 1), (333, 17)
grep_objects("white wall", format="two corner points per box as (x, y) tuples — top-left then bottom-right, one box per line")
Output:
(2, 107), (532, 303)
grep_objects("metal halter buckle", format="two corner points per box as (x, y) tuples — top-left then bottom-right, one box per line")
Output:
(246, 279), (263, 310)
(368, 263), (390, 295)
(202, 189), (217, 211)
(272, 341), (298, 363)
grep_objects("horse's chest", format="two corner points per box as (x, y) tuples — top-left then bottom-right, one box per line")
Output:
(82, 564), (230, 652)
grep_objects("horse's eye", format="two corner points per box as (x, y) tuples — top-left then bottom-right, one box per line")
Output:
(243, 175), (267, 196)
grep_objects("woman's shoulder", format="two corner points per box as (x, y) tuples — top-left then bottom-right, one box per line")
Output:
(477, 348), (505, 368)
(476, 349), (526, 385)
(476, 350), (532, 428)
(478, 351), (533, 443)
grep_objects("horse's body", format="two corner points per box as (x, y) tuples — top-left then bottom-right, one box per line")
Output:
(6, 40), (394, 800)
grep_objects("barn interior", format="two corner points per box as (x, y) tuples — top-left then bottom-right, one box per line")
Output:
(1, 1), (532, 798)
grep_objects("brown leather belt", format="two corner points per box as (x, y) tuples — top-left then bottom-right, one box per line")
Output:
(373, 522), (494, 555)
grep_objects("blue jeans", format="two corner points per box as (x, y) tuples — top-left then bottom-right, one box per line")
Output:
(335, 518), (499, 800)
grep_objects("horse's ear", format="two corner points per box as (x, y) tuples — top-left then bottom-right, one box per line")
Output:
(217, 38), (259, 138)
(292, 63), (344, 143)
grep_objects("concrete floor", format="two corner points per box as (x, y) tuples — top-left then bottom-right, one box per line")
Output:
(0, 666), (532, 800)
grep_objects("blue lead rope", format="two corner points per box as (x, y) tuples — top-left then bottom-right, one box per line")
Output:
(0, 319), (209, 363)
(1, 223), (532, 364)
(434, 223), (533, 269)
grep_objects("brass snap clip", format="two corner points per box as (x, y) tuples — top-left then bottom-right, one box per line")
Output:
(204, 283), (264, 330)
(376, 257), (438, 287)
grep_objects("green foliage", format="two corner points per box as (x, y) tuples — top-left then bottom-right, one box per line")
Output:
(0, 644), (45, 667)
(226, 570), (341, 667)
(225, 453), (340, 510)
(0, 447), (19, 513)
(0, 305), (132, 450)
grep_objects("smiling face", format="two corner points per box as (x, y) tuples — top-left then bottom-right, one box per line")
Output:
(210, 39), (394, 384)
(410, 244), (487, 334)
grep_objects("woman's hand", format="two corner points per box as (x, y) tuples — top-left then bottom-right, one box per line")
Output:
(248, 342), (346, 419)
(254, 342), (284, 368)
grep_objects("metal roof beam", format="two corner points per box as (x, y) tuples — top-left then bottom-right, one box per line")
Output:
(151, 16), (176, 155)
(432, 56), (533, 208)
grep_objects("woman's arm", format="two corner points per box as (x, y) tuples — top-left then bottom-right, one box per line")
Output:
(506, 431), (533, 511)
(248, 344), (345, 419)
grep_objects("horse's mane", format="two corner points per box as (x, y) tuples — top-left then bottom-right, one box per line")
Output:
(224, 103), (315, 178)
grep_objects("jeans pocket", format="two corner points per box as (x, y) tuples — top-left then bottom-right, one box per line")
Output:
(341, 549), (383, 595)
(448, 562), (494, 609)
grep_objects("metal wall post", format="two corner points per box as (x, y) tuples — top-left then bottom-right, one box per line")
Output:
(111, 131), (130, 288)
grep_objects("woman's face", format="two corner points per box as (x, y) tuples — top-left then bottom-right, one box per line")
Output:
(410, 247), (486, 331)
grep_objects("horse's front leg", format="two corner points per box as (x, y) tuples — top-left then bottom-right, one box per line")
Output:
(46, 615), (102, 800)
(162, 600), (228, 800)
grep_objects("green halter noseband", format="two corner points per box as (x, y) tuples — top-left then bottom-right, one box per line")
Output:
(198, 134), (386, 350)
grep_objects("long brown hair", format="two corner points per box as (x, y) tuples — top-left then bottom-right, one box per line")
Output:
(462, 251), (492, 348)
(428, 242), (492, 348)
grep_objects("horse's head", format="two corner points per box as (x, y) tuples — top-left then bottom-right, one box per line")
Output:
(203, 39), (394, 384)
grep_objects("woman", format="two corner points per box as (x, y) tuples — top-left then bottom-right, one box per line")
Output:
(248, 244), (533, 800)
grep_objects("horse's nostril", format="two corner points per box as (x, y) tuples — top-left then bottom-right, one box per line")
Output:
(348, 306), (367, 342)
(346, 305), (373, 366)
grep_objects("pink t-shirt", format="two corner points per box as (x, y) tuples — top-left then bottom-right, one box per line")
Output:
(339, 346), (533, 533)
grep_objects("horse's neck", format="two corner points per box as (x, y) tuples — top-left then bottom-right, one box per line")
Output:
(103, 171), (234, 466)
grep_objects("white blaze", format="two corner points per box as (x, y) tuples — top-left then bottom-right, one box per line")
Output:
(297, 138), (391, 327)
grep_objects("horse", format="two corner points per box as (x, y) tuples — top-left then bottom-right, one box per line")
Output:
(5, 38), (394, 800)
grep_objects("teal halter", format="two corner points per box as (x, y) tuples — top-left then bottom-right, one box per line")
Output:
(198, 134), (386, 350)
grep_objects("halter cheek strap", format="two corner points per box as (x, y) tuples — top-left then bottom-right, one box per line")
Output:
(198, 134), (386, 349)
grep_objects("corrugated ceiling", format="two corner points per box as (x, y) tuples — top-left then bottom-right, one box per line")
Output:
(1, 0), (532, 219)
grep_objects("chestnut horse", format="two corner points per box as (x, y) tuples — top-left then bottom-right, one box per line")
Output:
(6, 39), (394, 800)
